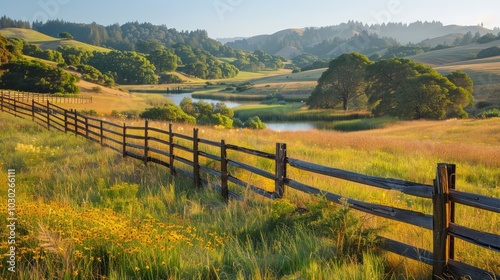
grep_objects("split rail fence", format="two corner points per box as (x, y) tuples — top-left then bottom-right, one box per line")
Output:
(0, 90), (92, 104)
(1, 95), (499, 279)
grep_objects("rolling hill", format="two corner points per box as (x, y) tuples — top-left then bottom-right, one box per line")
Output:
(0, 27), (111, 52)
(226, 21), (495, 59)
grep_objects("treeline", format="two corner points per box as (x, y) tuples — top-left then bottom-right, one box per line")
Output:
(30, 19), (284, 73)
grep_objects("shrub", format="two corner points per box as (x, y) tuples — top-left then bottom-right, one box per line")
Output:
(478, 108), (500, 118)
(244, 116), (266, 129)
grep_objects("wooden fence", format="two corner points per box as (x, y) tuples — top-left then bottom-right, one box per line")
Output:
(1, 95), (499, 279)
(0, 90), (92, 104)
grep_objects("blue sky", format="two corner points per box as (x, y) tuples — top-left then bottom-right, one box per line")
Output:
(2, 0), (499, 38)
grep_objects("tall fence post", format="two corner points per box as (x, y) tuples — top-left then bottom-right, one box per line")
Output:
(144, 120), (149, 165)
(275, 143), (287, 198)
(0, 95), (3, 112)
(432, 163), (451, 279)
(31, 100), (35, 121)
(447, 164), (457, 261)
(46, 100), (50, 130)
(64, 110), (68, 133)
(193, 128), (200, 188)
(84, 117), (89, 139)
(99, 120), (103, 145)
(169, 123), (175, 175)
(122, 123), (127, 158)
(220, 139), (229, 201)
(13, 99), (17, 117)
(74, 110), (78, 136)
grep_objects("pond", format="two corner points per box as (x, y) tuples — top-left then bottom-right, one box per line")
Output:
(163, 93), (242, 108)
(163, 93), (329, 132)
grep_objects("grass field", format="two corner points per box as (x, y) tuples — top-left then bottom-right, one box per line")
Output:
(1, 108), (499, 279)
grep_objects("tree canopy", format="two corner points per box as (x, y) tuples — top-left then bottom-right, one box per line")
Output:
(307, 52), (372, 110)
(0, 60), (80, 94)
(365, 58), (473, 119)
(308, 55), (474, 120)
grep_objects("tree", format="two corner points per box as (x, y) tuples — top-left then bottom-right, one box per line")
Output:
(0, 60), (80, 94)
(307, 52), (373, 110)
(365, 59), (473, 119)
(147, 49), (179, 73)
(365, 58), (435, 116)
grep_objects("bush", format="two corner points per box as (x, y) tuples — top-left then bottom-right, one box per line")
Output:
(140, 104), (196, 124)
(244, 116), (266, 129)
(478, 108), (500, 118)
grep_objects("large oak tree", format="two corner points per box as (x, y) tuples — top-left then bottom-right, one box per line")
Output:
(307, 52), (372, 110)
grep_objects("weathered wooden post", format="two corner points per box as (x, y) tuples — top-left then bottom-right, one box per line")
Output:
(74, 110), (78, 136)
(99, 120), (103, 145)
(275, 143), (287, 198)
(220, 139), (229, 201)
(144, 120), (149, 165)
(31, 100), (35, 121)
(193, 128), (201, 188)
(0, 94), (4, 112)
(122, 123), (127, 158)
(46, 100), (50, 130)
(64, 110), (68, 133)
(432, 163), (451, 279)
(84, 117), (89, 139)
(169, 123), (175, 175)
(13, 99), (17, 117)
(447, 164), (457, 261)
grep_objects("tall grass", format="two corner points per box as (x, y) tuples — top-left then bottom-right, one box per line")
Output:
(0, 113), (411, 279)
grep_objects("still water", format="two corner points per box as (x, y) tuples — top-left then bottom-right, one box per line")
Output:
(164, 93), (241, 108)
(164, 93), (326, 131)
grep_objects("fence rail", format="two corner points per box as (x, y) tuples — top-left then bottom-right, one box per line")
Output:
(1, 95), (498, 279)
(0, 90), (92, 104)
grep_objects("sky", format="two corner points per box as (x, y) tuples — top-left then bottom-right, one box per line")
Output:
(2, 0), (500, 39)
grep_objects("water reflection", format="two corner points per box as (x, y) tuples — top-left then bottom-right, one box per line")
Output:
(164, 93), (241, 108)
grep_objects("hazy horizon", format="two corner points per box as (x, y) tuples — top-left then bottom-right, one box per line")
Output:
(2, 0), (500, 38)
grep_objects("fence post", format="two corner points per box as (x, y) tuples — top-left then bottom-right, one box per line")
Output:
(275, 143), (287, 198)
(13, 99), (17, 117)
(144, 120), (149, 165)
(74, 110), (78, 136)
(169, 123), (175, 175)
(46, 100), (50, 130)
(84, 117), (89, 138)
(432, 163), (451, 279)
(31, 100), (35, 121)
(193, 128), (200, 188)
(447, 164), (457, 261)
(1, 94), (3, 112)
(99, 120), (103, 145)
(220, 140), (229, 201)
(122, 123), (127, 158)
(64, 110), (68, 133)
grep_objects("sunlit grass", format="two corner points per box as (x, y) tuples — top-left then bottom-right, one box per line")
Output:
(1, 111), (498, 278)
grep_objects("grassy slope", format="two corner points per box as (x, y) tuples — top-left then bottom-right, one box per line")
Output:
(0, 27), (111, 52)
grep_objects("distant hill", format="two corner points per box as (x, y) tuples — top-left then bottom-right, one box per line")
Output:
(0, 28), (111, 52)
(226, 21), (495, 59)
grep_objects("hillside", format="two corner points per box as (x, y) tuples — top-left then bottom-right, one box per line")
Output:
(0, 27), (111, 52)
